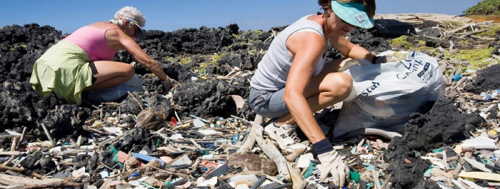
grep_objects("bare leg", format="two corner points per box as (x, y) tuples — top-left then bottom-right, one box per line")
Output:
(276, 58), (353, 124)
(84, 61), (134, 91)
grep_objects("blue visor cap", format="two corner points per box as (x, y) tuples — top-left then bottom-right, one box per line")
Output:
(331, 0), (374, 29)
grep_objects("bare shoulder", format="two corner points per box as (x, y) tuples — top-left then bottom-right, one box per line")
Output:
(88, 22), (120, 30)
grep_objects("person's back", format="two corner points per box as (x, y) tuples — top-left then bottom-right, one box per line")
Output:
(64, 24), (118, 61)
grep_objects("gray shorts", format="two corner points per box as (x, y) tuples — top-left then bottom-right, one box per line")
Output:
(248, 87), (289, 118)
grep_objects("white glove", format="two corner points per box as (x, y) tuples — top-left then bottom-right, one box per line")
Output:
(162, 77), (178, 92)
(318, 150), (350, 187)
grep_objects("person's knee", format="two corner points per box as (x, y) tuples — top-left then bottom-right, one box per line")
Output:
(324, 73), (353, 97)
(123, 64), (135, 80)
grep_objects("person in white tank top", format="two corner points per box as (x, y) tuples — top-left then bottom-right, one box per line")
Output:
(248, 0), (385, 187)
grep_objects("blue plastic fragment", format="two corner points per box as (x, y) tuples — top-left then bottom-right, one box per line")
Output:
(128, 172), (141, 179)
(486, 94), (491, 101)
(232, 134), (239, 144)
(452, 74), (462, 81)
(132, 153), (165, 167)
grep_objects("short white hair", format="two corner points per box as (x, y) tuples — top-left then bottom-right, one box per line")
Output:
(111, 6), (146, 27)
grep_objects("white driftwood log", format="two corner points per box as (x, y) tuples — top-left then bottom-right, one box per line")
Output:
(236, 115), (264, 154)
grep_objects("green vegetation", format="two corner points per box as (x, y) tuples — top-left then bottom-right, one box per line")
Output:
(440, 21), (464, 30)
(445, 47), (495, 69)
(191, 52), (228, 74)
(253, 30), (264, 35)
(164, 57), (174, 62)
(463, 0), (500, 15)
(178, 57), (192, 64)
(247, 49), (267, 55)
(477, 25), (500, 37)
(388, 36), (433, 52)
(389, 36), (412, 49)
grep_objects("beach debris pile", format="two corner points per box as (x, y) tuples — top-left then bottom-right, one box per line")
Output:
(0, 14), (500, 188)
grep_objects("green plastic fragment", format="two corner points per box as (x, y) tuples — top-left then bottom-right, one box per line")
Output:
(304, 162), (315, 178)
(367, 182), (373, 189)
(413, 150), (421, 158)
(483, 158), (494, 165)
(431, 148), (444, 153)
(157, 139), (161, 146)
(350, 171), (360, 183)
(364, 164), (375, 171)
(140, 182), (156, 189)
(423, 165), (435, 177)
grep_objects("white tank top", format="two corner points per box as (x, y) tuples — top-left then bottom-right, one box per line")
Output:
(250, 15), (327, 91)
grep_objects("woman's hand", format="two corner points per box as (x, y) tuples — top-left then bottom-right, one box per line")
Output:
(318, 149), (350, 186)
(162, 77), (179, 92)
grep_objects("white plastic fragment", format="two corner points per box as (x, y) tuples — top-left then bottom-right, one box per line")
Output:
(197, 130), (220, 136)
(461, 137), (498, 150)
(200, 154), (214, 159)
(170, 155), (192, 166)
(4, 130), (21, 135)
(463, 158), (492, 173)
(228, 175), (259, 187)
(72, 166), (87, 178)
(196, 176), (218, 186)
(49, 146), (62, 153)
(359, 154), (374, 161)
(458, 178), (486, 189)
(99, 170), (109, 178)
(128, 180), (140, 186)
(450, 179), (467, 189)
(170, 134), (184, 140)
(494, 150), (500, 158)
(103, 127), (123, 135)
(297, 153), (314, 168)
(80, 145), (95, 150)
(421, 157), (446, 169)
(193, 118), (206, 128)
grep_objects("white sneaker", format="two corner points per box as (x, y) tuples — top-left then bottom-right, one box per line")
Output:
(264, 121), (307, 152)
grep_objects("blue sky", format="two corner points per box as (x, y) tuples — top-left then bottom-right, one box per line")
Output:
(1, 0), (483, 34)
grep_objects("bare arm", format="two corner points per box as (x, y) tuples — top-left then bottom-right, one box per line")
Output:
(108, 30), (169, 81)
(285, 32), (327, 144)
(330, 35), (375, 62)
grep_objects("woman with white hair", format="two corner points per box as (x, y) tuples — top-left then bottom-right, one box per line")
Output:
(30, 6), (175, 104)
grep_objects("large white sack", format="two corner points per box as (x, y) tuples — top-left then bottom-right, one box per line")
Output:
(333, 51), (446, 139)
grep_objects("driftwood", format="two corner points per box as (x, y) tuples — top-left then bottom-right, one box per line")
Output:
(374, 14), (474, 25)
(287, 161), (307, 189)
(0, 151), (24, 156)
(236, 115), (306, 188)
(0, 174), (83, 189)
(285, 142), (309, 162)
(236, 115), (263, 154)
(255, 137), (291, 181)
(445, 24), (472, 36)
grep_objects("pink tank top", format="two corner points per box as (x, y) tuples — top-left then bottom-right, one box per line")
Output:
(63, 26), (118, 61)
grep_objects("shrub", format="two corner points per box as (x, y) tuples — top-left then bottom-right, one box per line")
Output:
(463, 0), (500, 15)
